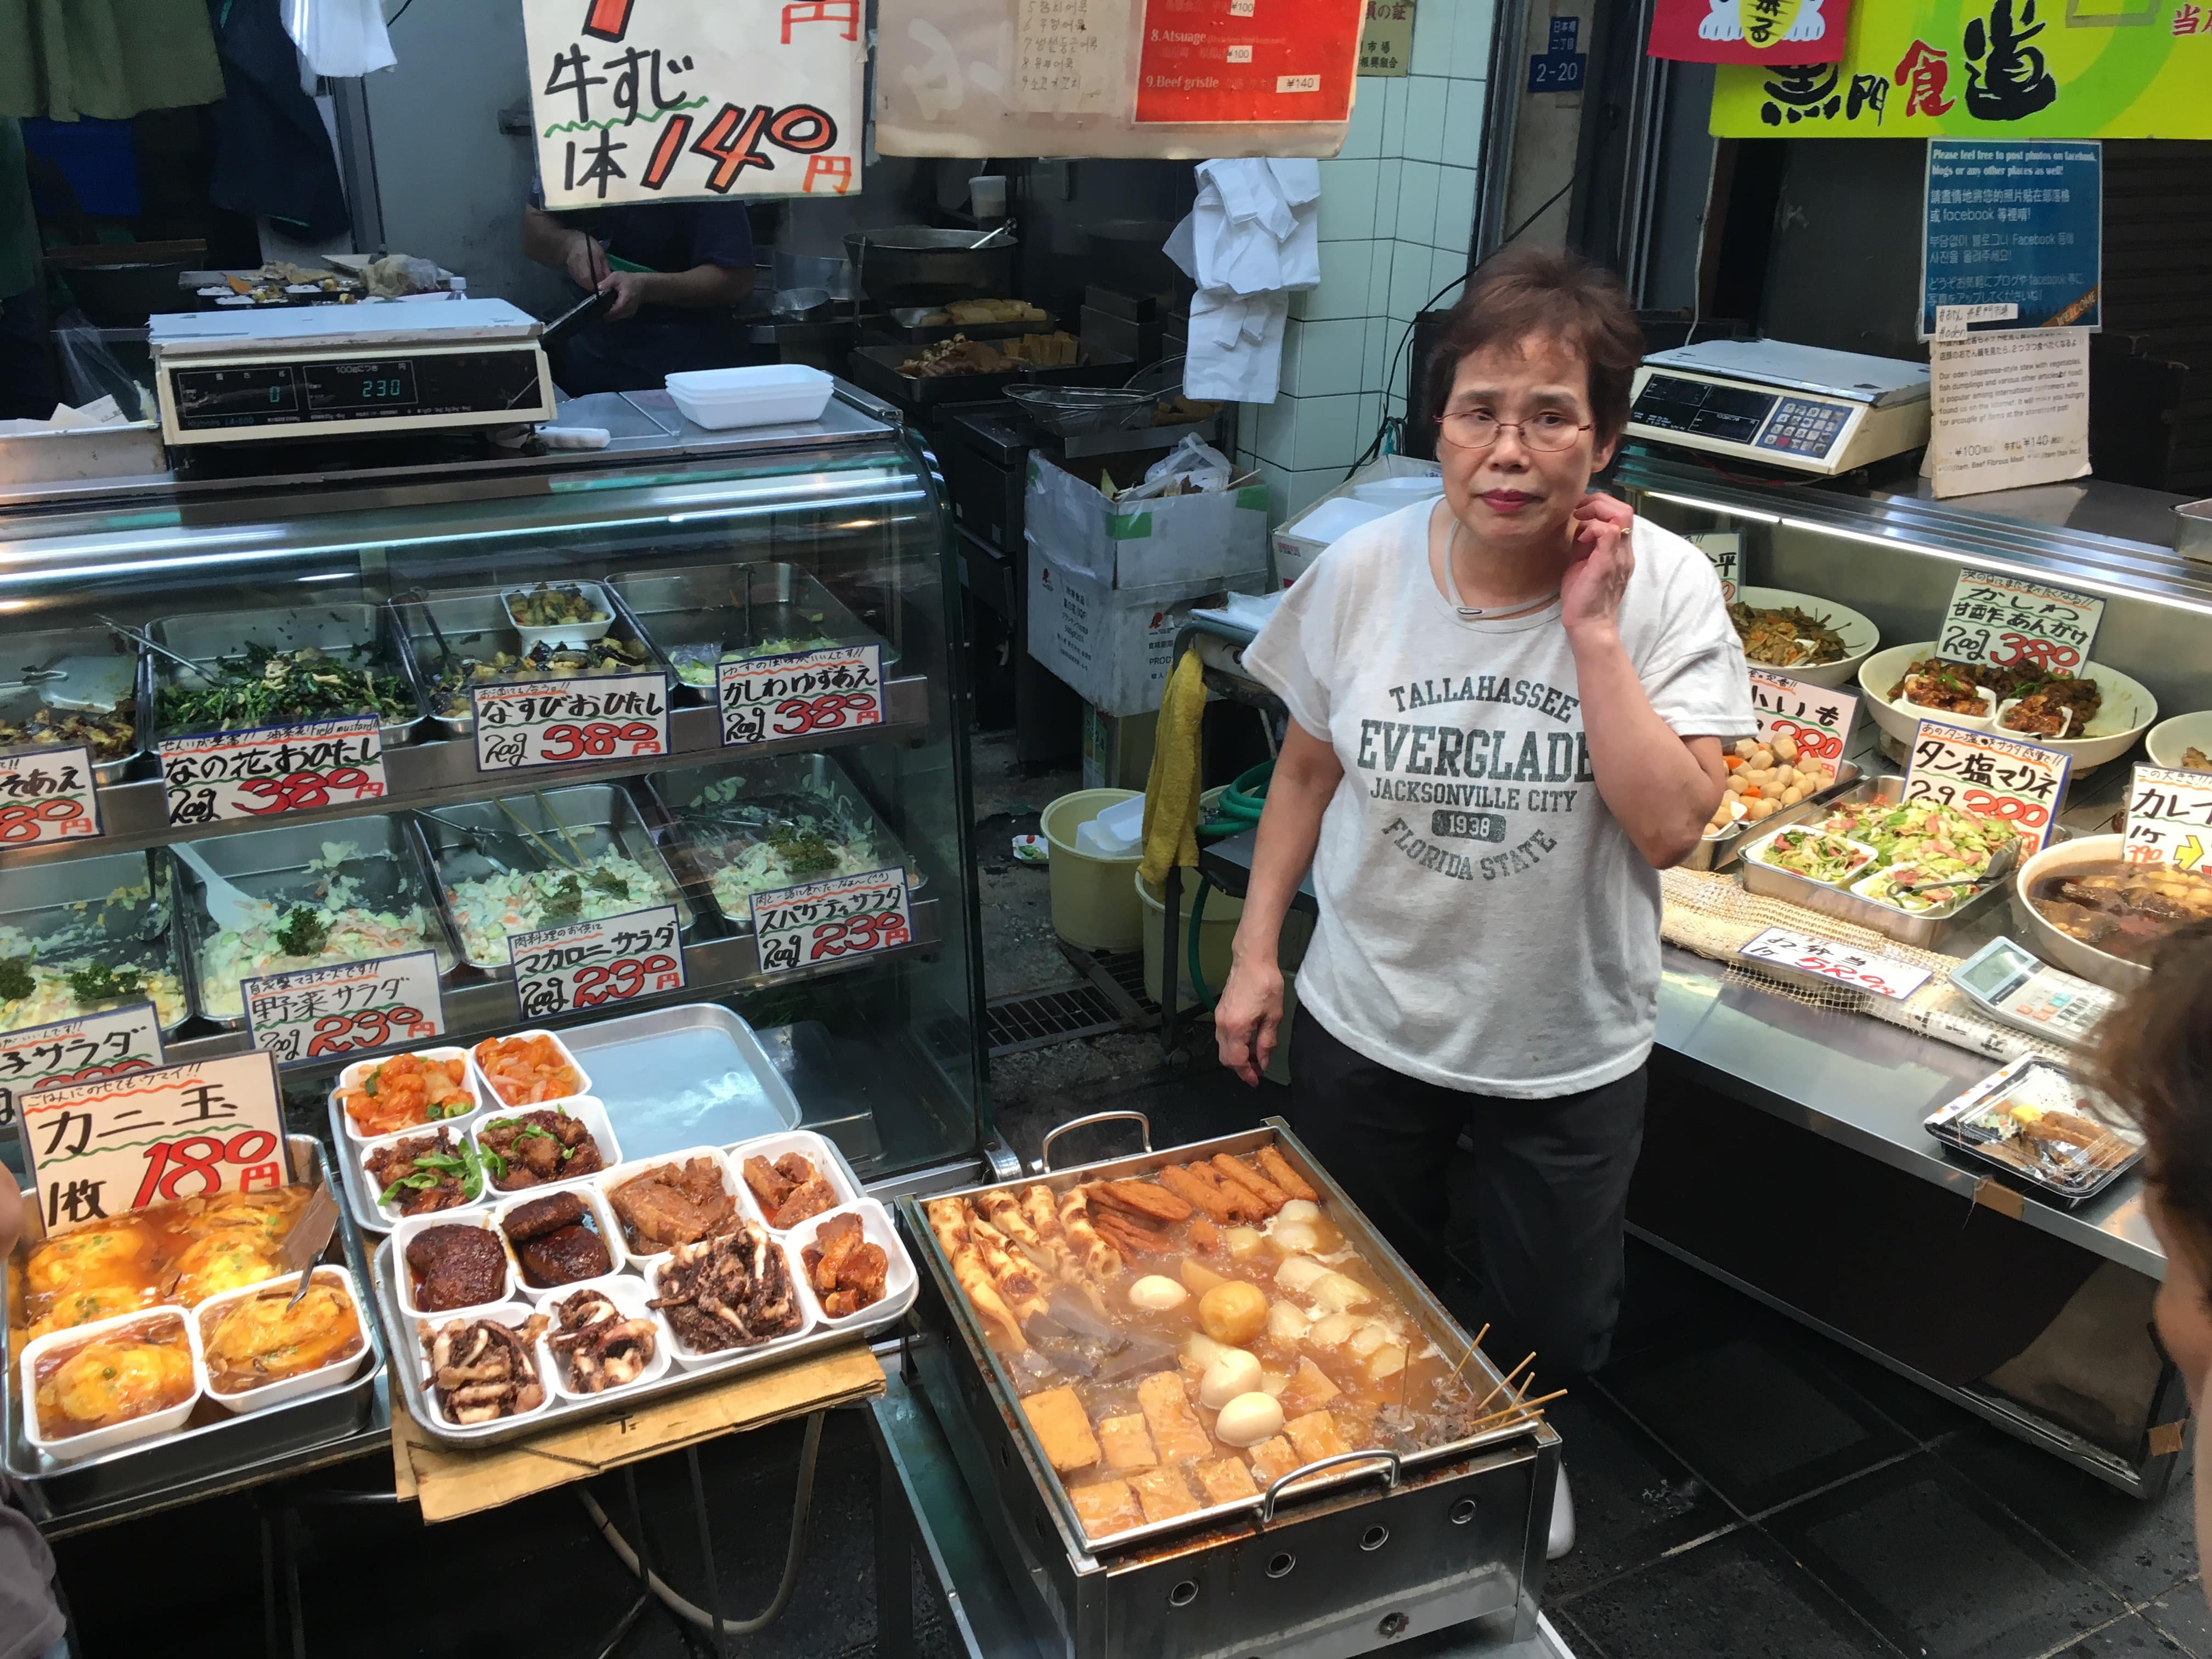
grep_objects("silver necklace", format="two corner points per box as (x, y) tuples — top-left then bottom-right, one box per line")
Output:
(1445, 517), (1561, 619)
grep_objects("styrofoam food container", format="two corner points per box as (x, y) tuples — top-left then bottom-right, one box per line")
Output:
(391, 1211), (518, 1321)
(1742, 824), (1882, 888)
(1859, 644), (2159, 772)
(413, 1300), (556, 1436)
(1351, 475), (1443, 507)
(725, 1128), (859, 1230)
(354, 1120), (488, 1231)
(333, 1047), (484, 1146)
(471, 1095), (622, 1202)
(1729, 586), (1881, 691)
(537, 1276), (674, 1404)
(2146, 710), (2212, 773)
(502, 580), (614, 650)
(648, 1232), (817, 1371)
(469, 1029), (592, 1110)
(665, 365), (834, 431)
(195, 1266), (373, 1415)
(493, 1184), (628, 1300)
(20, 1307), (204, 1462)
(594, 1147), (745, 1271)
(783, 1200), (917, 1332)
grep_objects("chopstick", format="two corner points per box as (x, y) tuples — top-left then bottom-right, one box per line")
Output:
(1466, 1386), (1568, 1434)
(1441, 1322), (1489, 1394)
(496, 798), (579, 874)
(1470, 1352), (1535, 1418)
(534, 790), (592, 867)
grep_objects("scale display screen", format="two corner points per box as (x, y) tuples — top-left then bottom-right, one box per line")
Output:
(172, 365), (301, 419)
(1628, 375), (1777, 444)
(304, 361), (418, 411)
(166, 350), (541, 433)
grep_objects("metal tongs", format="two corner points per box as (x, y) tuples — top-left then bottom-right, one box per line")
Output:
(97, 615), (220, 685)
(1889, 838), (2021, 895)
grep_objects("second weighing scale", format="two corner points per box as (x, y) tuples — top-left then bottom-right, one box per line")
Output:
(1626, 340), (1931, 477)
(148, 300), (556, 447)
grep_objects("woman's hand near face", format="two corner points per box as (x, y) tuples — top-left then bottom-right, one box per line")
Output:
(1561, 493), (1636, 645)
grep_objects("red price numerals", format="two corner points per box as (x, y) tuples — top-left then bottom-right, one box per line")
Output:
(572, 953), (680, 1008)
(304, 1005), (433, 1057)
(235, 767), (382, 815)
(1769, 719), (1843, 763)
(132, 1127), (283, 1209)
(540, 721), (665, 763)
(1988, 633), (2081, 672)
(771, 692), (879, 737)
(1962, 789), (2050, 829)
(37, 1059), (151, 1090)
(0, 797), (91, 842)
(806, 910), (909, 961)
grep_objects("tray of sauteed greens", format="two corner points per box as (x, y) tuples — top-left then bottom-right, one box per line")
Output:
(0, 627), (144, 785)
(607, 565), (896, 707)
(0, 851), (189, 1040)
(145, 605), (426, 746)
(391, 587), (672, 738)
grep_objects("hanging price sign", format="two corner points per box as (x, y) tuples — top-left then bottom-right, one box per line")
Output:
(507, 905), (685, 1020)
(0, 1001), (166, 1132)
(1748, 669), (1858, 766)
(2121, 765), (2212, 876)
(1937, 569), (2105, 674)
(718, 644), (883, 749)
(1688, 532), (1741, 602)
(0, 746), (104, 847)
(159, 715), (387, 827)
(473, 676), (669, 772)
(749, 866), (911, 977)
(1902, 719), (2072, 851)
(1737, 927), (1934, 1002)
(240, 950), (446, 1064)
(21, 1050), (289, 1234)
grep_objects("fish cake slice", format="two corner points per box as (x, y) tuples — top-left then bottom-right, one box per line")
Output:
(1130, 1464), (1203, 1523)
(1021, 1385), (1102, 1473)
(1284, 1409), (1351, 1463)
(1097, 1413), (1159, 1473)
(1248, 1435), (1300, 1486)
(1069, 1480), (1141, 1538)
(1210, 1155), (1288, 1214)
(1255, 1146), (1319, 1202)
(1195, 1457), (1259, 1504)
(1137, 1369), (1212, 1462)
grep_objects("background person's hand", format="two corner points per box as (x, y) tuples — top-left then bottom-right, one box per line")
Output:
(563, 231), (607, 294)
(1562, 492), (1635, 642)
(1215, 956), (1285, 1086)
(595, 269), (655, 320)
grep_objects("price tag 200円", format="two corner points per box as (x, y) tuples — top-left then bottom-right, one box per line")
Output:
(749, 866), (912, 977)
(719, 644), (884, 748)
(240, 950), (445, 1064)
(507, 905), (685, 1020)
(0, 746), (104, 847)
(1902, 719), (2072, 853)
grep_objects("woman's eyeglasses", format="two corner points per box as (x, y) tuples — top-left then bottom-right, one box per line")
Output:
(1437, 410), (1592, 452)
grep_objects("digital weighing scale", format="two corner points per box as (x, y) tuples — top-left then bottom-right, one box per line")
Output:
(1949, 936), (2117, 1048)
(1626, 340), (1931, 477)
(148, 299), (555, 447)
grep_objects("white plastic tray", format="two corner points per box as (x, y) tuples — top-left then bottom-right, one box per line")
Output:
(469, 1029), (593, 1111)
(493, 1185), (627, 1301)
(472, 1096), (623, 1203)
(594, 1147), (746, 1272)
(194, 1267), (373, 1415)
(19, 1308), (204, 1463)
(727, 1128), (861, 1231)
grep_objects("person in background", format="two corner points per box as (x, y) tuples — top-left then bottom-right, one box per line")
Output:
(2092, 920), (2212, 1594)
(520, 195), (755, 394)
(0, 1173), (68, 1659)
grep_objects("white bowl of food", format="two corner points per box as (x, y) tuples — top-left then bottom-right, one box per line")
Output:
(196, 1266), (371, 1415)
(20, 1307), (202, 1461)
(502, 582), (614, 650)
(1859, 644), (2159, 774)
(2011, 832), (2212, 990)
(2145, 711), (2212, 775)
(1728, 587), (1881, 689)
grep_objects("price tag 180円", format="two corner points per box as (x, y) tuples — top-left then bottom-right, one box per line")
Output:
(160, 715), (387, 826)
(1748, 669), (1859, 766)
(0, 745), (104, 847)
(240, 950), (446, 1064)
(473, 676), (669, 772)
(1737, 927), (1934, 1002)
(507, 905), (685, 1020)
(0, 1000), (166, 1132)
(719, 644), (884, 748)
(2122, 765), (2212, 876)
(749, 866), (912, 977)
(1938, 568), (2105, 675)
(1902, 719), (2072, 853)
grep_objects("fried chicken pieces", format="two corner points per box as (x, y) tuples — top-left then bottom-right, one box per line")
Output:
(741, 1152), (839, 1229)
(419, 1312), (549, 1424)
(800, 1212), (889, 1317)
(650, 1221), (802, 1354)
(548, 1288), (658, 1394)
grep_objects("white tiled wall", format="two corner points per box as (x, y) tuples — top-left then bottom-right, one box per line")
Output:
(1234, 0), (1494, 523)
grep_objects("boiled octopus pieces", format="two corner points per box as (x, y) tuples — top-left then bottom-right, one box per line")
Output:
(549, 1288), (658, 1393)
(649, 1221), (800, 1353)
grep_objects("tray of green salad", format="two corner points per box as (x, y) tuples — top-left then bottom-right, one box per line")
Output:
(146, 605), (427, 747)
(608, 563), (898, 706)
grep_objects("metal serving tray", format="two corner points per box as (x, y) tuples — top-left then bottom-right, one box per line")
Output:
(843, 343), (1134, 411)
(0, 850), (189, 1040)
(558, 1002), (801, 1160)
(1682, 759), (1864, 872)
(388, 586), (673, 738)
(879, 306), (1058, 344)
(607, 562), (900, 708)
(2, 1135), (388, 1506)
(643, 751), (925, 935)
(170, 815), (459, 1029)
(146, 603), (428, 748)
(0, 624), (144, 786)
(415, 782), (697, 974)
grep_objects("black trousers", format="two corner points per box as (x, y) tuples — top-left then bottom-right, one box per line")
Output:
(1286, 1009), (1647, 1381)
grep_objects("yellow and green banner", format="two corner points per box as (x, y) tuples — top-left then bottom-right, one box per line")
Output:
(1711, 0), (2211, 137)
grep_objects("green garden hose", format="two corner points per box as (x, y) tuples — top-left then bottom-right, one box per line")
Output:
(1187, 759), (1273, 1006)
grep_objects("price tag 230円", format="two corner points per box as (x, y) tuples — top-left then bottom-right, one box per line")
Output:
(507, 905), (685, 1020)
(240, 950), (445, 1064)
(719, 644), (883, 748)
(749, 866), (911, 977)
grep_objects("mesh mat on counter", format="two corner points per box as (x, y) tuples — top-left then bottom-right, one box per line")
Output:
(1659, 867), (2070, 1069)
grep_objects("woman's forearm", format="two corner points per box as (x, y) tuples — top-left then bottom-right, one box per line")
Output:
(1568, 625), (1723, 867)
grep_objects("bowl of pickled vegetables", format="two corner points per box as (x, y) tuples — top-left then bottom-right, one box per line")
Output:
(503, 583), (614, 651)
(1729, 588), (1880, 690)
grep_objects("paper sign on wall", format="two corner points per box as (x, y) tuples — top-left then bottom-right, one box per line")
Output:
(2122, 766), (2212, 877)
(1921, 140), (2100, 338)
(1928, 330), (2091, 501)
(1134, 0), (1363, 124)
(0, 1002), (165, 1133)
(1647, 0), (1852, 64)
(1938, 568), (2104, 674)
(1358, 0), (1417, 75)
(1903, 718), (2071, 851)
(522, 0), (866, 206)
(1748, 669), (1857, 765)
(0, 747), (103, 847)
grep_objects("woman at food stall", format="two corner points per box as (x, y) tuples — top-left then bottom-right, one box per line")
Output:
(1217, 247), (1754, 1554)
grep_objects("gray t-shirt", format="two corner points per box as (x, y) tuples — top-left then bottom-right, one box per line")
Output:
(1243, 501), (1755, 1098)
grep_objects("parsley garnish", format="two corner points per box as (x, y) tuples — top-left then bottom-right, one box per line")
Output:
(274, 907), (330, 956)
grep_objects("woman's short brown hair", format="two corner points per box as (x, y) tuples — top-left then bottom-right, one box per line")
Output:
(1423, 247), (1645, 446)
(2092, 919), (2212, 1273)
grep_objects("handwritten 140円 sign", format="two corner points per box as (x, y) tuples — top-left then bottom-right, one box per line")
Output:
(473, 675), (669, 772)
(718, 644), (883, 748)
(2122, 765), (2212, 876)
(509, 905), (685, 1020)
(0, 1000), (166, 1132)
(522, 0), (865, 207)
(1748, 668), (1858, 766)
(1903, 718), (2072, 853)
(21, 1051), (290, 1235)
(1938, 569), (2104, 675)
(749, 866), (911, 977)
(159, 715), (387, 827)
(0, 746), (103, 847)
(241, 951), (446, 1065)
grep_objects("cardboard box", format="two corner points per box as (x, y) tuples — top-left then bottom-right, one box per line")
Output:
(1026, 453), (1270, 592)
(1028, 538), (1267, 718)
(1271, 455), (1443, 589)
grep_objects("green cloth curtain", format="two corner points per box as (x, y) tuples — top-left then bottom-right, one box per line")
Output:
(0, 0), (225, 122)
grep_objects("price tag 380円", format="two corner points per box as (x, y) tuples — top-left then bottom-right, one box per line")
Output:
(240, 950), (446, 1064)
(507, 905), (685, 1020)
(719, 644), (883, 748)
(749, 866), (911, 977)
(473, 676), (669, 772)
(0, 745), (104, 846)
(1938, 568), (2105, 675)
(160, 715), (387, 827)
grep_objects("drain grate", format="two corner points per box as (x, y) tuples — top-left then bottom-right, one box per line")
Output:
(1093, 949), (1160, 1015)
(986, 984), (1126, 1056)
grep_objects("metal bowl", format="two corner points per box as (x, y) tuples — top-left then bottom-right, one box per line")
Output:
(843, 226), (1015, 307)
(2008, 833), (2153, 991)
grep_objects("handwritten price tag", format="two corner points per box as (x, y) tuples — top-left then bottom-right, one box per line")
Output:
(160, 715), (387, 827)
(240, 950), (445, 1064)
(473, 675), (669, 772)
(1748, 669), (1858, 766)
(1903, 718), (2072, 852)
(1737, 926), (1934, 1002)
(0, 746), (104, 847)
(0, 1001), (165, 1132)
(1687, 532), (1741, 602)
(718, 644), (883, 749)
(749, 866), (912, 977)
(507, 904), (684, 1020)
(1938, 568), (2105, 674)
(21, 1050), (289, 1234)
(2122, 765), (2212, 876)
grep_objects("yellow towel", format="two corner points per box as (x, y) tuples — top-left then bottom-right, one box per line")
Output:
(1139, 648), (1206, 887)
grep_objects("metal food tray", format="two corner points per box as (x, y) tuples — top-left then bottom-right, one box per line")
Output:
(389, 585), (673, 738)
(880, 306), (1058, 343)
(0, 624), (145, 786)
(607, 563), (899, 708)
(900, 1116), (1547, 1559)
(1736, 774), (2011, 948)
(558, 1002), (801, 1159)
(0, 850), (190, 1040)
(2, 1136), (388, 1505)
(415, 781), (697, 974)
(145, 603), (428, 748)
(643, 751), (926, 936)
(169, 815), (460, 1029)
(843, 344), (1135, 411)
(1683, 759), (1864, 872)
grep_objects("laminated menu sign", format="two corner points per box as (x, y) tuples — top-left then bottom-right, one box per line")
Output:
(1903, 718), (2071, 851)
(1748, 669), (1857, 764)
(473, 676), (669, 772)
(0, 746), (103, 846)
(1937, 567), (2103, 673)
(20, 1051), (288, 1235)
(507, 905), (684, 1020)
(718, 644), (883, 748)
(0, 1002), (166, 1133)
(749, 866), (911, 977)
(1135, 0), (1363, 123)
(240, 951), (446, 1064)
(2121, 765), (2212, 876)
(159, 715), (387, 827)
(1737, 927), (1934, 1002)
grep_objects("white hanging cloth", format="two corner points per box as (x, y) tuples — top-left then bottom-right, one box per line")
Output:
(281, 0), (398, 78)
(1167, 159), (1321, 404)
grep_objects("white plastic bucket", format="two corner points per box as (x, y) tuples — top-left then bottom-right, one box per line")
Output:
(1040, 788), (1143, 950)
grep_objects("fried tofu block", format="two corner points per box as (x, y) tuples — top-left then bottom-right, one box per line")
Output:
(1097, 1413), (1159, 1473)
(1022, 1385), (1102, 1473)
(1137, 1369), (1211, 1463)
(1069, 1480), (1141, 1538)
(1248, 1435), (1300, 1485)
(1130, 1464), (1203, 1523)
(1284, 1409), (1351, 1464)
(1195, 1457), (1260, 1504)
(1279, 1355), (1343, 1416)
